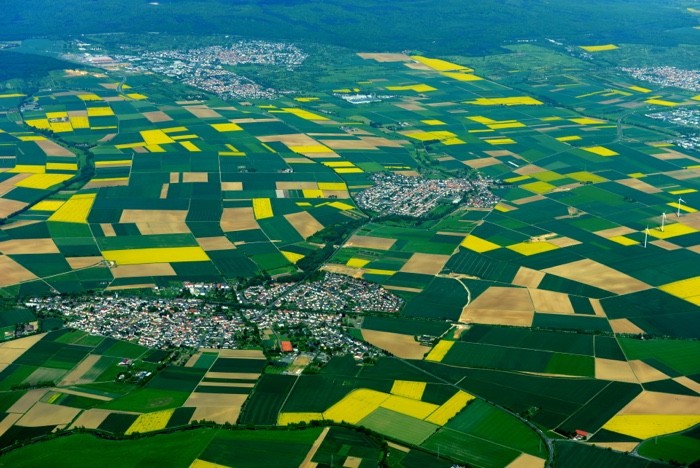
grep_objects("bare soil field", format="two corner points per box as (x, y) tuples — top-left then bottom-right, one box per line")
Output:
(629, 360), (669, 383)
(512, 267), (545, 288)
(16, 402), (81, 427)
(345, 235), (396, 250)
(221, 207), (259, 232)
(285, 211), (325, 239)
(595, 358), (638, 383)
(111, 263), (177, 278)
(0, 238), (59, 255)
(36, 139), (75, 157)
(619, 391), (700, 415)
(0, 255), (37, 286)
(361, 330), (429, 359)
(544, 259), (650, 295)
(400, 253), (451, 275)
(142, 111), (173, 123)
(529, 289), (574, 314)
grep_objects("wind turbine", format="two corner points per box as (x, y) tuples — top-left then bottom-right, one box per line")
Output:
(677, 197), (685, 217)
(644, 226), (649, 248)
(660, 212), (667, 232)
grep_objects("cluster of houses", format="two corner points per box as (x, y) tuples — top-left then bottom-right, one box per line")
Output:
(356, 172), (499, 217)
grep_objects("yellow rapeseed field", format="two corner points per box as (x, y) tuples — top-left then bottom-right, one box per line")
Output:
(484, 138), (516, 145)
(648, 222), (697, 240)
(281, 251), (304, 264)
(29, 200), (65, 212)
(25, 119), (51, 130)
(278, 412), (323, 425)
(46, 162), (78, 172)
(504, 175), (530, 183)
(390, 380), (426, 400)
(15, 174), (72, 190)
(290, 144), (334, 154)
(327, 201), (354, 211)
(282, 108), (329, 121)
(69, 116), (90, 129)
(488, 122), (526, 130)
(102, 247), (210, 265)
(77, 93), (102, 101)
(125, 409), (175, 435)
(180, 141), (201, 152)
(323, 161), (355, 168)
(425, 391), (475, 425)
(609, 236), (639, 246)
(146, 144), (166, 153)
(602, 414), (700, 440)
(582, 146), (618, 157)
(115, 143), (146, 150)
(190, 459), (230, 468)
(380, 395), (438, 419)
(628, 86), (652, 93)
(659, 276), (700, 306)
(404, 130), (457, 142)
(362, 268), (395, 276)
(87, 107), (114, 117)
(442, 72), (482, 81)
(645, 99), (679, 107)
(508, 241), (559, 256)
(666, 202), (697, 214)
(252, 198), (274, 219)
(95, 160), (132, 167)
(556, 135), (581, 142)
(8, 164), (45, 174)
(334, 168), (364, 174)
(50, 121), (73, 133)
(210, 123), (243, 132)
(410, 56), (471, 72)
(386, 84), (436, 93)
(566, 171), (606, 183)
(520, 181), (556, 194)
(318, 182), (347, 191)
(140, 130), (175, 145)
(460, 235), (501, 253)
(465, 97), (542, 106)
(531, 171), (563, 182)
(346, 258), (370, 268)
(18, 135), (47, 142)
(425, 340), (454, 362)
(302, 189), (324, 198)
(570, 117), (606, 125)
(580, 44), (619, 52)
(127, 93), (148, 100)
(323, 389), (389, 424)
(48, 193), (96, 223)
(669, 189), (697, 195)
(421, 120), (446, 126)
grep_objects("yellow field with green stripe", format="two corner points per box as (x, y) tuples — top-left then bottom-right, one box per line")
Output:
(125, 409), (175, 435)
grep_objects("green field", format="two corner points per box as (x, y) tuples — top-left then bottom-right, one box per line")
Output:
(637, 429), (700, 465)
(0, 5), (699, 465)
(359, 407), (438, 446)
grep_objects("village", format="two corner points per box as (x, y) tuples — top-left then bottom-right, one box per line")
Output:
(356, 172), (500, 217)
(66, 39), (307, 99)
(238, 272), (404, 313)
(23, 273), (390, 360)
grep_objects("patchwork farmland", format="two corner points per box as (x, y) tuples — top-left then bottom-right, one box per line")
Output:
(0, 34), (698, 466)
